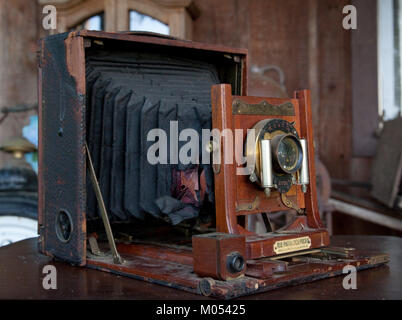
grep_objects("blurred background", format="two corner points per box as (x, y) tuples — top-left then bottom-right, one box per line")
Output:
(0, 0), (401, 247)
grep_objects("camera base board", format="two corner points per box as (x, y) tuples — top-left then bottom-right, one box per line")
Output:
(86, 242), (389, 299)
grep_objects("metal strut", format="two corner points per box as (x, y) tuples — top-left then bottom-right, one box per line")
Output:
(85, 143), (123, 264)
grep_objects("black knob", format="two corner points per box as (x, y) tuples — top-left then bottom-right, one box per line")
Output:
(226, 252), (245, 274)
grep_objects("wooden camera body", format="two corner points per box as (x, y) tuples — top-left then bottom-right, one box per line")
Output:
(38, 31), (388, 299)
(210, 84), (329, 258)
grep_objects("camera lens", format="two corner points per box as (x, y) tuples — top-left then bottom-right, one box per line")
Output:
(227, 252), (245, 273)
(272, 134), (303, 174)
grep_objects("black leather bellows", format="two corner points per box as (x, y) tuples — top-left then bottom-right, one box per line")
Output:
(85, 49), (218, 225)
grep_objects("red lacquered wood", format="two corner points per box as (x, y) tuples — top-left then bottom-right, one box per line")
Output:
(211, 84), (239, 234)
(116, 243), (193, 266)
(211, 84), (329, 259)
(246, 229), (330, 259)
(192, 233), (246, 280)
(295, 90), (323, 228)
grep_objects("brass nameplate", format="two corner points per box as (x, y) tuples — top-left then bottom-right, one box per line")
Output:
(273, 236), (312, 254)
(232, 99), (295, 116)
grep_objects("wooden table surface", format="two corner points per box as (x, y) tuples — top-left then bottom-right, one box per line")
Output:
(0, 236), (401, 300)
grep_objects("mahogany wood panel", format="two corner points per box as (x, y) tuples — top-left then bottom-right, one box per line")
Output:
(233, 100), (305, 213)
(295, 90), (322, 228)
(246, 229), (329, 259)
(1, 236), (398, 300)
(211, 84), (238, 234)
(211, 84), (306, 235)
(116, 243), (193, 266)
(192, 233), (246, 280)
(86, 238), (385, 299)
(211, 84), (330, 259)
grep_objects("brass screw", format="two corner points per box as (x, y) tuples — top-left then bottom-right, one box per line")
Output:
(249, 174), (257, 183)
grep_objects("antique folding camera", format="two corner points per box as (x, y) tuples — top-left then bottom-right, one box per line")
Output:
(38, 31), (388, 299)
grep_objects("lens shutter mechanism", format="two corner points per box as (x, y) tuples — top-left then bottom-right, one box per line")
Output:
(246, 119), (306, 195)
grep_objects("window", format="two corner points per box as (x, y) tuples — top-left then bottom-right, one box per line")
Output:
(40, 0), (195, 39)
(73, 13), (104, 31)
(129, 10), (169, 35)
(378, 0), (402, 120)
